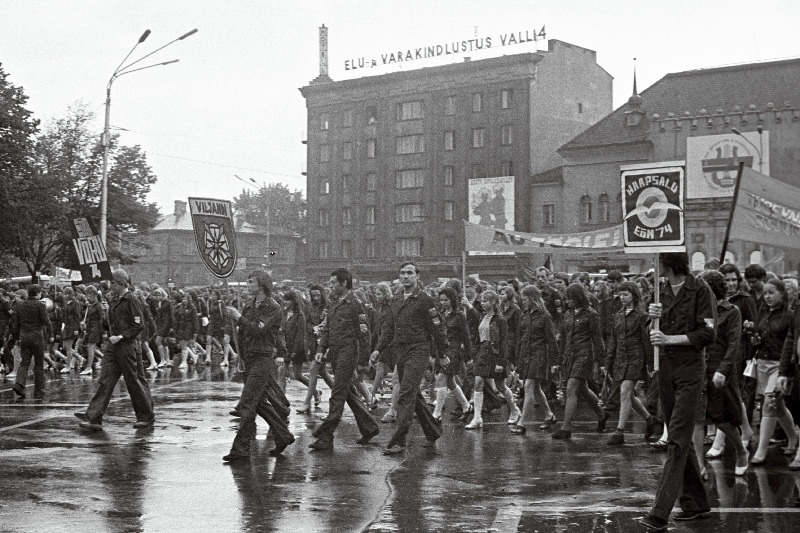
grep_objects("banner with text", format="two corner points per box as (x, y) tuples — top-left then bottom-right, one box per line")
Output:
(463, 221), (624, 254)
(188, 197), (238, 278)
(730, 167), (800, 251)
(70, 217), (112, 282)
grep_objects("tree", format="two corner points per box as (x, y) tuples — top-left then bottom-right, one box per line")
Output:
(0, 62), (40, 275)
(234, 183), (306, 236)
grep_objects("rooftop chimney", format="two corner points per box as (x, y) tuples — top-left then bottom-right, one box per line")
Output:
(174, 200), (187, 217)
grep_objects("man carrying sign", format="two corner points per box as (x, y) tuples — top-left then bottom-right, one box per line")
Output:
(639, 252), (716, 531)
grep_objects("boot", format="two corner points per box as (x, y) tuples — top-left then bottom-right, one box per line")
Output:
(432, 387), (447, 420)
(465, 392), (484, 429)
(752, 416), (777, 464)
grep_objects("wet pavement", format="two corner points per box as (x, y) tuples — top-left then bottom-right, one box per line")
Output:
(2, 366), (800, 532)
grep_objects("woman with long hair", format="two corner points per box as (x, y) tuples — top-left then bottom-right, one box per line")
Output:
(277, 290), (307, 393)
(605, 281), (658, 444)
(152, 288), (174, 368)
(751, 279), (797, 465)
(552, 283), (608, 439)
(174, 292), (199, 369)
(369, 282), (395, 406)
(299, 284), (330, 412)
(432, 287), (472, 422)
(80, 286), (106, 375)
(510, 284), (558, 434)
(60, 286), (85, 373)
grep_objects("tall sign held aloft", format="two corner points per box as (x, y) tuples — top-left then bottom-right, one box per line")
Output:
(71, 217), (112, 282)
(620, 161), (686, 373)
(189, 197), (238, 278)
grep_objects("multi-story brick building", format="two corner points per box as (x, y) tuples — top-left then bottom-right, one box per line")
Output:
(300, 40), (612, 281)
(123, 200), (304, 287)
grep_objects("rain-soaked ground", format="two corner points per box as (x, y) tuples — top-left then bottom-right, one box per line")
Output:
(1, 362), (799, 532)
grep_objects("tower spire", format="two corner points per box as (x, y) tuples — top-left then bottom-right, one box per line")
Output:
(633, 57), (638, 96)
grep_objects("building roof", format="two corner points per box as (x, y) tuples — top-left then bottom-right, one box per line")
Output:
(151, 211), (260, 233)
(560, 57), (800, 151)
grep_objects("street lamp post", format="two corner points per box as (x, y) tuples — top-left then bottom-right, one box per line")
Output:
(100, 28), (198, 248)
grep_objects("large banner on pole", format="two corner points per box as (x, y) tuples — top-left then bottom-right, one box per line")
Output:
(71, 217), (112, 282)
(464, 221), (623, 254)
(730, 167), (800, 250)
(188, 197), (238, 278)
(468, 176), (514, 230)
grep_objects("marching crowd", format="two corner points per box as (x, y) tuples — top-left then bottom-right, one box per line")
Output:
(2, 254), (800, 530)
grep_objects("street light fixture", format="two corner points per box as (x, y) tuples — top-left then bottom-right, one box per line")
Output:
(99, 28), (198, 247)
(730, 126), (764, 173)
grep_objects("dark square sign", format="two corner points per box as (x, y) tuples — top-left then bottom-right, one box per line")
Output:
(620, 162), (686, 252)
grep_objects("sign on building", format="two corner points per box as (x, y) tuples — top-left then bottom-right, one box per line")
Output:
(620, 162), (686, 253)
(70, 217), (112, 282)
(686, 131), (769, 199)
(468, 176), (515, 231)
(188, 197), (238, 278)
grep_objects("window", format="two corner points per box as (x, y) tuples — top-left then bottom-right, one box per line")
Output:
(318, 241), (329, 259)
(472, 128), (486, 148)
(501, 125), (514, 145)
(580, 195), (592, 224)
(320, 144), (330, 162)
(342, 207), (352, 225)
(444, 166), (454, 186)
(320, 113), (330, 131)
(472, 92), (483, 113)
(543, 204), (555, 226)
(396, 134), (425, 155)
(445, 95), (456, 116)
(396, 169), (425, 189)
(444, 201), (454, 221)
(319, 179), (330, 195)
(578, 103), (583, 114)
(341, 175), (350, 194)
(365, 240), (376, 257)
(444, 130), (454, 151)
(396, 100), (423, 121)
(366, 173), (377, 191)
(342, 240), (352, 258)
(342, 109), (353, 128)
(599, 193), (610, 223)
(366, 206), (376, 225)
(366, 138), (377, 158)
(501, 89), (513, 109)
(471, 163), (484, 179)
(395, 203), (422, 223)
(500, 161), (514, 176)
(342, 142), (352, 160)
(366, 105), (377, 125)
(318, 209), (330, 226)
(396, 238), (421, 257)
(444, 237), (454, 256)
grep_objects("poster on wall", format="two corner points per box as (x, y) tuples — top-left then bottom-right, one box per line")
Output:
(468, 176), (515, 230)
(686, 131), (769, 199)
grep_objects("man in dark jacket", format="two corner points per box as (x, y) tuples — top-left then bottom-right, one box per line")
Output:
(11, 285), (53, 399)
(76, 269), (155, 430)
(639, 253), (716, 531)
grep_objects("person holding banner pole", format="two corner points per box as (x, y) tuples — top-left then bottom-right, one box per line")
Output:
(639, 252), (716, 531)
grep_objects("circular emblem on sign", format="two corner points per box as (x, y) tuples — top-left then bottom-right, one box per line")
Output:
(700, 138), (754, 192)
(203, 222), (232, 271)
(623, 186), (683, 229)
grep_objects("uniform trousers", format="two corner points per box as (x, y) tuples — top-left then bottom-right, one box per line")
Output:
(387, 343), (441, 448)
(313, 343), (379, 443)
(651, 352), (709, 520)
(86, 340), (155, 424)
(230, 355), (294, 455)
(15, 332), (46, 395)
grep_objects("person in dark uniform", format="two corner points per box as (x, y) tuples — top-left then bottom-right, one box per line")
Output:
(75, 269), (155, 430)
(639, 252), (716, 531)
(375, 262), (448, 455)
(309, 268), (379, 450)
(0, 288), (13, 374)
(222, 270), (295, 461)
(10, 285), (53, 399)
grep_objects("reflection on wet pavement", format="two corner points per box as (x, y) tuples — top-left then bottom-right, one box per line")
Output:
(1, 367), (799, 532)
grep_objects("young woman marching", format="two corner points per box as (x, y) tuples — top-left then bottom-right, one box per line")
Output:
(604, 281), (657, 445)
(369, 283), (396, 408)
(751, 279), (797, 465)
(60, 287), (85, 373)
(510, 285), (558, 434)
(152, 288), (175, 367)
(80, 286), (106, 375)
(552, 283), (608, 439)
(277, 290), (307, 394)
(174, 292), (199, 369)
(431, 287), (472, 422)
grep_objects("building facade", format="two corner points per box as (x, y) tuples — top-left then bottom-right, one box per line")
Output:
(123, 200), (304, 287)
(536, 57), (800, 275)
(300, 40), (612, 282)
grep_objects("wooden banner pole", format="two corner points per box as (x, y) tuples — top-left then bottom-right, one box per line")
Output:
(652, 254), (660, 372)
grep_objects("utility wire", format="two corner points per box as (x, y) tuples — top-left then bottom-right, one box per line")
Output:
(146, 152), (303, 180)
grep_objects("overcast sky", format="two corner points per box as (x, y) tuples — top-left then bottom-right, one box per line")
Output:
(3, 0), (799, 216)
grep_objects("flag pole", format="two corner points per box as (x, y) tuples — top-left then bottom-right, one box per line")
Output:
(652, 254), (660, 373)
(719, 161), (745, 264)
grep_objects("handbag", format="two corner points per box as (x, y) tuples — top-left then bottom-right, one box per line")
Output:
(743, 358), (757, 378)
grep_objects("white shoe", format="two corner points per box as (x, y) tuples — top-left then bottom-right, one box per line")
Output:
(79, 369), (92, 376)
(465, 418), (484, 429)
(60, 367), (71, 374)
(706, 445), (725, 459)
(507, 410), (521, 425)
(178, 363), (188, 369)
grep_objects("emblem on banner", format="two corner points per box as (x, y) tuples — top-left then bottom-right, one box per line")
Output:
(188, 197), (237, 278)
(620, 163), (686, 252)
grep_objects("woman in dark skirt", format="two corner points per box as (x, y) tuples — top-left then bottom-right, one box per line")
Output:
(80, 285), (105, 375)
(605, 281), (657, 445)
(431, 287), (472, 422)
(552, 283), (607, 439)
(697, 270), (749, 475)
(152, 288), (174, 367)
(61, 286), (85, 373)
(369, 283), (395, 405)
(174, 292), (199, 369)
(510, 285), (558, 434)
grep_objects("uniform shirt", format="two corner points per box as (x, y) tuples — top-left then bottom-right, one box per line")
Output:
(11, 298), (53, 340)
(108, 291), (143, 342)
(0, 297), (12, 325)
(658, 273), (716, 356)
(780, 304), (800, 376)
(317, 291), (370, 360)
(706, 300), (741, 379)
(376, 286), (447, 355)
(756, 304), (791, 361)
(237, 296), (282, 357)
(282, 309), (306, 360)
